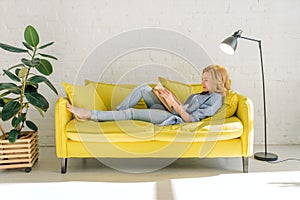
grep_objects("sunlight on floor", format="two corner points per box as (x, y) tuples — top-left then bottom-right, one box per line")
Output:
(1, 171), (299, 200)
(172, 171), (300, 200)
(1, 181), (157, 200)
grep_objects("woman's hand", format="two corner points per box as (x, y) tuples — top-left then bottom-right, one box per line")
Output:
(159, 88), (191, 122)
(159, 88), (177, 106)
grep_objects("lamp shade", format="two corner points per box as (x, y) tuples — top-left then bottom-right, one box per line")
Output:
(219, 36), (238, 55)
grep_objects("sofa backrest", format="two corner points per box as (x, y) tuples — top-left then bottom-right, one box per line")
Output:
(85, 80), (151, 110)
(85, 78), (202, 110)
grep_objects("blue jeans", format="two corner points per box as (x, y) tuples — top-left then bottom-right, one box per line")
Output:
(91, 83), (174, 124)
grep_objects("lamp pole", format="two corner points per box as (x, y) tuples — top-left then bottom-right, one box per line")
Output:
(252, 39), (278, 161)
(257, 40), (268, 157)
(220, 30), (278, 161)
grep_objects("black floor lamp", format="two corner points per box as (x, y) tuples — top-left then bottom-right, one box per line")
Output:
(219, 30), (278, 161)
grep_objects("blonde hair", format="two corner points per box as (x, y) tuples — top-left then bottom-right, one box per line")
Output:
(202, 65), (231, 96)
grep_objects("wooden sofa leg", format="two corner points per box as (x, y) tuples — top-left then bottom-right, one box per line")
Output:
(61, 158), (68, 174)
(242, 156), (249, 173)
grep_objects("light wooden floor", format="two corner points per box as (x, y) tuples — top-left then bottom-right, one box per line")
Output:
(0, 144), (300, 183)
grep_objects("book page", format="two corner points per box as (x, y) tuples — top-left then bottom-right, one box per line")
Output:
(152, 83), (180, 113)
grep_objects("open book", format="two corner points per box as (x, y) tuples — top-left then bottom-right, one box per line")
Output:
(152, 83), (181, 113)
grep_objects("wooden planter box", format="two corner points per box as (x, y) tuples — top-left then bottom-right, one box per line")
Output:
(0, 131), (39, 172)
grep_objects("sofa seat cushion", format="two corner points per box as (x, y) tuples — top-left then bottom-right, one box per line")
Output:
(154, 117), (243, 142)
(66, 120), (155, 142)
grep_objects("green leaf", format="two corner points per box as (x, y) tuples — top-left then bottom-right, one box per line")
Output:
(25, 84), (38, 93)
(8, 129), (19, 143)
(24, 25), (39, 47)
(2, 100), (20, 121)
(2, 97), (13, 103)
(28, 75), (58, 95)
(12, 117), (18, 127)
(39, 53), (58, 60)
(44, 80), (58, 95)
(33, 106), (45, 117)
(11, 113), (25, 128)
(0, 83), (19, 91)
(32, 58), (40, 66)
(25, 92), (49, 110)
(0, 43), (28, 53)
(0, 91), (12, 98)
(10, 88), (21, 95)
(36, 59), (53, 76)
(0, 98), (4, 107)
(15, 68), (20, 76)
(3, 70), (21, 82)
(21, 58), (33, 67)
(27, 75), (44, 83)
(7, 64), (25, 71)
(22, 41), (33, 51)
(39, 41), (54, 49)
(25, 81), (38, 88)
(21, 58), (39, 67)
(26, 120), (38, 131)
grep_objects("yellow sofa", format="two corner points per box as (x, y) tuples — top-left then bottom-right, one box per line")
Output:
(55, 77), (254, 173)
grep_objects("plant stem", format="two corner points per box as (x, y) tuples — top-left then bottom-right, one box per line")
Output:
(17, 47), (36, 131)
(18, 75), (26, 131)
(0, 123), (6, 139)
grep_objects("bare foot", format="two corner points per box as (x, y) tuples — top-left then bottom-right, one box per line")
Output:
(66, 102), (91, 120)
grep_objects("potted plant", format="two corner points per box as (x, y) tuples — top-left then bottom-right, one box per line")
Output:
(0, 25), (57, 171)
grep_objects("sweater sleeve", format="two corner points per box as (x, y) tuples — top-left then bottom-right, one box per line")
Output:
(189, 93), (223, 122)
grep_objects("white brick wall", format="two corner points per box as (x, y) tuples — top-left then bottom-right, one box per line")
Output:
(0, 0), (300, 145)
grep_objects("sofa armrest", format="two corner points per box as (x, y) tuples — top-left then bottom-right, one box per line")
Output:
(236, 95), (254, 156)
(55, 97), (72, 158)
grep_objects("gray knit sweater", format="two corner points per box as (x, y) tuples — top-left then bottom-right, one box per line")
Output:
(159, 92), (223, 126)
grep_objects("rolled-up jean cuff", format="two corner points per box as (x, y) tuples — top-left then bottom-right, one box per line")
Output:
(91, 110), (98, 121)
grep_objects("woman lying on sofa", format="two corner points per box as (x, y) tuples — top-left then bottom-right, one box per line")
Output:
(66, 65), (231, 125)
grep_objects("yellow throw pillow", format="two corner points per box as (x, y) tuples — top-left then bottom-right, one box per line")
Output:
(211, 91), (239, 120)
(158, 77), (193, 103)
(85, 80), (140, 110)
(190, 84), (204, 94)
(62, 82), (107, 110)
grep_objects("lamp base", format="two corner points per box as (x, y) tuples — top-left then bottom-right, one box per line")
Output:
(254, 152), (278, 161)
